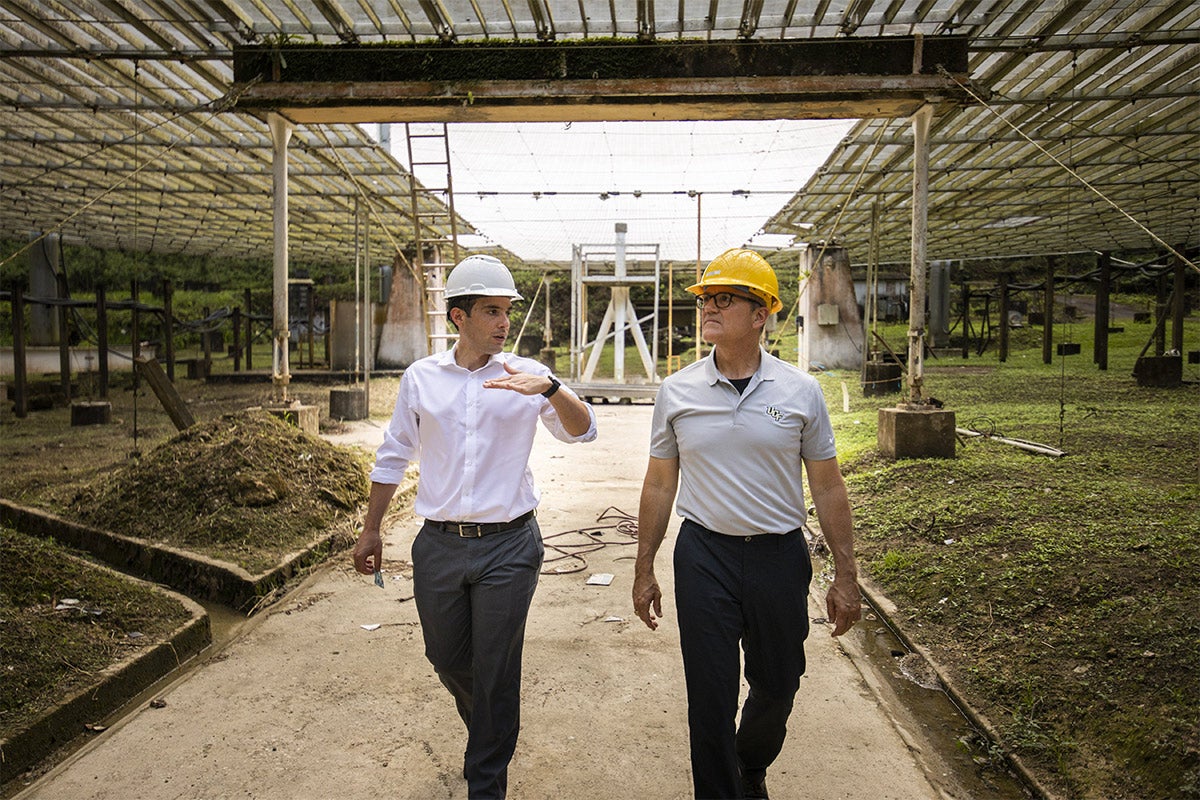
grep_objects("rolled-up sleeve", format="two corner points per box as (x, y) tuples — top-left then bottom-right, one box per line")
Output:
(538, 384), (597, 444)
(369, 378), (419, 485)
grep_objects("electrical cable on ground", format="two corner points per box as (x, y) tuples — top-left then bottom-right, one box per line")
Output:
(540, 507), (639, 575)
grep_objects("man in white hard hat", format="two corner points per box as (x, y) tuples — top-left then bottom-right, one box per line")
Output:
(632, 249), (861, 799)
(353, 254), (596, 799)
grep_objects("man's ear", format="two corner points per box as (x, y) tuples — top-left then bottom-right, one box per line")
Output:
(449, 307), (465, 328)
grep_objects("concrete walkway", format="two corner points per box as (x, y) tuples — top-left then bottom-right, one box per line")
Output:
(16, 404), (952, 800)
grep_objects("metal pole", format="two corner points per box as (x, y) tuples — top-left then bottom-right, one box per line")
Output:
(613, 222), (627, 383)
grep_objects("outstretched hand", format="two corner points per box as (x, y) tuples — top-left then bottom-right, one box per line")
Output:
(483, 362), (553, 396)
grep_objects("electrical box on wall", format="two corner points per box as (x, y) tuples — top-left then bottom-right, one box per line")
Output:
(817, 304), (840, 326)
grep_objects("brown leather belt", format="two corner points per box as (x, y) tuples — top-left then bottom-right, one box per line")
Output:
(429, 510), (535, 538)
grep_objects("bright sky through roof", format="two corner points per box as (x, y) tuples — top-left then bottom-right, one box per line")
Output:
(382, 120), (856, 263)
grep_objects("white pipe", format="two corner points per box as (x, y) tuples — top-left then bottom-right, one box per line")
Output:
(613, 222), (628, 383)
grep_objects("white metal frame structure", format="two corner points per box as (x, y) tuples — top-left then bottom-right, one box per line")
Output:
(570, 226), (661, 387)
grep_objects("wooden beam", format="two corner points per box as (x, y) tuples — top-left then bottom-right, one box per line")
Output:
(232, 37), (971, 123)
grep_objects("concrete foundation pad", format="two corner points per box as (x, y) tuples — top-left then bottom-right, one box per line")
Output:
(1133, 355), (1182, 387)
(329, 386), (368, 420)
(70, 401), (112, 426)
(878, 406), (957, 459)
(263, 403), (319, 436)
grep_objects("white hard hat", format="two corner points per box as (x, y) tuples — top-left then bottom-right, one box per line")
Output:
(444, 255), (522, 300)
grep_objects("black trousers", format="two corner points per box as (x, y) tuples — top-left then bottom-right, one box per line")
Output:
(673, 519), (813, 800)
(411, 517), (544, 799)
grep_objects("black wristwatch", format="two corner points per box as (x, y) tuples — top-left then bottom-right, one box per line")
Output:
(541, 376), (561, 398)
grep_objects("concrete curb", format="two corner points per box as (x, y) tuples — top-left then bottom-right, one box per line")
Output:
(858, 574), (1063, 800)
(0, 496), (403, 614)
(0, 560), (210, 785)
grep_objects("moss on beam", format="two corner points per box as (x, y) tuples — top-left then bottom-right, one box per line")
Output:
(233, 36), (969, 85)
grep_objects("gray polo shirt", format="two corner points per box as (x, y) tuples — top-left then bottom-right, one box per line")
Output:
(649, 348), (838, 536)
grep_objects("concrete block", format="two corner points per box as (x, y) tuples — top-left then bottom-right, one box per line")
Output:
(70, 401), (112, 426)
(329, 386), (368, 420)
(862, 361), (902, 397)
(878, 406), (956, 459)
(265, 403), (319, 436)
(1133, 356), (1182, 388)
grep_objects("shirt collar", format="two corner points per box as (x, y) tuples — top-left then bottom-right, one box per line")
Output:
(439, 345), (510, 372)
(702, 347), (778, 385)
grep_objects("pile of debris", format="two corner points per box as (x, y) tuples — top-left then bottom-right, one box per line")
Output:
(67, 410), (370, 573)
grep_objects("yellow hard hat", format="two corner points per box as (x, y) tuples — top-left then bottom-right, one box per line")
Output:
(686, 248), (783, 314)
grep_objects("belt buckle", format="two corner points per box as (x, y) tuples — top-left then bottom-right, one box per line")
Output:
(457, 522), (483, 538)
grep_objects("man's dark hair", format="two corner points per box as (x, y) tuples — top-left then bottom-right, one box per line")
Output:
(446, 295), (482, 330)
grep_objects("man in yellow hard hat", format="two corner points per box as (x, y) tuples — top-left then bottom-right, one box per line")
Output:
(632, 248), (861, 799)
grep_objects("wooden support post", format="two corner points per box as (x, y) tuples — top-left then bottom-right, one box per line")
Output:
(1094, 252), (1111, 371)
(1172, 248), (1186, 354)
(1154, 272), (1168, 355)
(999, 274), (1010, 363)
(1042, 260), (1054, 365)
(131, 280), (141, 362)
(11, 288), (28, 418)
(232, 306), (242, 372)
(307, 283), (315, 368)
(57, 272), (71, 401)
(244, 289), (253, 370)
(130, 280), (141, 392)
(134, 356), (195, 431)
(960, 281), (971, 360)
(96, 286), (109, 398)
(202, 305), (212, 370)
(163, 280), (176, 381)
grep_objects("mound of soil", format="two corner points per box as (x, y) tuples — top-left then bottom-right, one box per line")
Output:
(64, 410), (370, 575)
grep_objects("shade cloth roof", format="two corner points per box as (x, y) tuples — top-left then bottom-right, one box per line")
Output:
(1, 2), (1196, 269)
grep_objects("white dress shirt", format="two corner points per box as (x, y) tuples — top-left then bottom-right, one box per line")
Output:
(370, 348), (597, 523)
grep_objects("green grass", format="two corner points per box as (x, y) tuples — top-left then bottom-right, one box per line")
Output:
(0, 528), (193, 738)
(811, 314), (1199, 800)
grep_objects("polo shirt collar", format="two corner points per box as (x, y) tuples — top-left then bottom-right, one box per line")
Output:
(703, 347), (778, 385)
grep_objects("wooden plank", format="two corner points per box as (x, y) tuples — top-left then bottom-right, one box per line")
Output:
(134, 356), (196, 431)
(232, 37), (972, 123)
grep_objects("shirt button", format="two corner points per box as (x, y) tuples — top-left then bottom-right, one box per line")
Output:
(745, 536), (752, 542)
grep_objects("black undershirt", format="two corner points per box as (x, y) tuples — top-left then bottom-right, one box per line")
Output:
(729, 376), (752, 395)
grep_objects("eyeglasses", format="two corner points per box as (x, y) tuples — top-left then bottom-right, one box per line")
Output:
(695, 291), (760, 309)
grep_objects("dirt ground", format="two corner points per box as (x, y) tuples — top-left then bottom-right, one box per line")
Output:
(9, 403), (972, 800)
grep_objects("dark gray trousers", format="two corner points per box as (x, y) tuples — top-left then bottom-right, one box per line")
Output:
(673, 519), (813, 799)
(411, 517), (544, 800)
